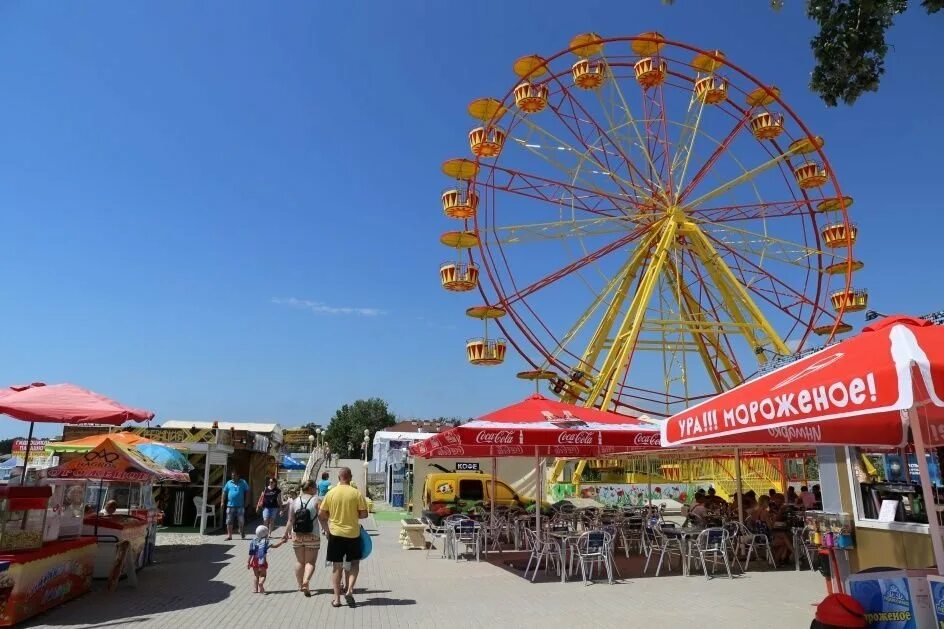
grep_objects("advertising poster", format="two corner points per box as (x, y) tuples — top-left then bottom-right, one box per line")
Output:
(928, 576), (944, 629)
(848, 570), (935, 629)
(0, 540), (95, 627)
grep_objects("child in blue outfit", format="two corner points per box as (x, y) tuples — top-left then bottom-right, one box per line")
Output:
(247, 525), (284, 593)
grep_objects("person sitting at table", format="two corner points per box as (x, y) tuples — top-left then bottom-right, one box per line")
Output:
(101, 500), (118, 516)
(812, 484), (823, 509)
(742, 490), (757, 512)
(705, 487), (726, 508)
(689, 494), (708, 520)
(786, 486), (798, 505)
(798, 486), (816, 509)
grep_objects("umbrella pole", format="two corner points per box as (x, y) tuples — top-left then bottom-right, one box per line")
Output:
(647, 455), (653, 508)
(534, 449), (541, 546)
(94, 478), (104, 537)
(491, 456), (498, 555)
(200, 446), (212, 535)
(19, 422), (35, 486)
(735, 448), (744, 523)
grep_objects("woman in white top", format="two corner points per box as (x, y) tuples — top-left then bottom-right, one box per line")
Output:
(282, 479), (321, 596)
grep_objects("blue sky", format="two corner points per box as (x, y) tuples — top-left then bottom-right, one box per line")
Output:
(0, 1), (941, 439)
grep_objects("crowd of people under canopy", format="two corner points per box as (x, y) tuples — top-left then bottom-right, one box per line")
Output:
(685, 484), (823, 565)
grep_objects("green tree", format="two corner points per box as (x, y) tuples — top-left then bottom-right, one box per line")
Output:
(0, 439), (16, 456)
(665, 1), (942, 106)
(807, 0), (941, 106)
(324, 398), (396, 460)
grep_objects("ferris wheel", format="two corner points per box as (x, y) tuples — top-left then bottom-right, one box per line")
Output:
(438, 33), (864, 417)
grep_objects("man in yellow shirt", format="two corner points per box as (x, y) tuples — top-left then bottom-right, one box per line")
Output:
(319, 467), (368, 608)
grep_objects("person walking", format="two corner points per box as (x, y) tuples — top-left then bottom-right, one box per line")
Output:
(256, 478), (282, 532)
(282, 479), (321, 597)
(221, 470), (250, 540)
(319, 467), (368, 608)
(317, 471), (332, 497)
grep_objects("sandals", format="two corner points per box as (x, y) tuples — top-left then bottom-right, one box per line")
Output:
(344, 592), (356, 608)
(300, 584), (311, 597)
(331, 600), (343, 608)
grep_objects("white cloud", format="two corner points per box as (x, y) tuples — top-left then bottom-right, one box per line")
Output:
(271, 297), (385, 317)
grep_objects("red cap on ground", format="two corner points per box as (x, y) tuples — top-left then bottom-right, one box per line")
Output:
(813, 594), (867, 628)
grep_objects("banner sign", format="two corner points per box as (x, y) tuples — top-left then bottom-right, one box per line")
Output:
(283, 429), (314, 446)
(848, 570), (935, 629)
(62, 426), (232, 447)
(660, 321), (931, 447)
(12, 439), (50, 463)
(928, 576), (944, 629)
(455, 462), (479, 471)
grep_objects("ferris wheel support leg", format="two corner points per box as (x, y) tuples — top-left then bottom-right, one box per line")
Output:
(568, 229), (660, 404)
(663, 257), (743, 392)
(588, 219), (679, 411)
(683, 222), (791, 357)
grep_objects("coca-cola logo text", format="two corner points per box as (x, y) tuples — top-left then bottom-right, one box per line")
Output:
(633, 433), (661, 447)
(557, 431), (595, 445)
(475, 430), (517, 445)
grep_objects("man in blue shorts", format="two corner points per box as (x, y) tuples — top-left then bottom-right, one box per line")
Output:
(221, 470), (249, 540)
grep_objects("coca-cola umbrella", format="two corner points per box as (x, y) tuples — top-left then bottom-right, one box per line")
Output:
(409, 394), (660, 546)
(0, 383), (154, 485)
(660, 315), (944, 449)
(409, 394), (661, 459)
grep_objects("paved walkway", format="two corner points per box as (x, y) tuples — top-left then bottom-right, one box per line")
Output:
(26, 468), (826, 628)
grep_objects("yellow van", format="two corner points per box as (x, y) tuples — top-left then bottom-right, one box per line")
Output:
(423, 472), (530, 519)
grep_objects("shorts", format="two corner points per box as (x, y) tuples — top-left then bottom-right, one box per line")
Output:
(249, 556), (267, 573)
(262, 507), (279, 521)
(326, 533), (362, 563)
(226, 507), (245, 526)
(292, 532), (321, 549)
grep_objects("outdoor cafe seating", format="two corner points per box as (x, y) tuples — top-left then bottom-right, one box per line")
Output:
(420, 497), (820, 586)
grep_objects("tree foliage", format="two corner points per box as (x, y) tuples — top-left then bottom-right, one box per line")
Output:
(666, 1), (942, 106)
(324, 398), (396, 460)
(0, 439), (16, 456)
(807, 0), (941, 105)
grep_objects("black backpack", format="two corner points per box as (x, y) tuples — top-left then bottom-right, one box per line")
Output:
(293, 497), (315, 534)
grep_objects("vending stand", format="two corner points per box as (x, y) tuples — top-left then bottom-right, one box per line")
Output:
(0, 486), (96, 627)
(44, 438), (189, 581)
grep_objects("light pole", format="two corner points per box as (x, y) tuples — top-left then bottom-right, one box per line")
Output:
(362, 429), (370, 467)
(307, 434), (314, 454)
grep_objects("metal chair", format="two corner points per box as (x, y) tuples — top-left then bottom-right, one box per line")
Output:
(574, 530), (614, 585)
(442, 514), (470, 559)
(643, 525), (684, 576)
(522, 528), (561, 582)
(734, 521), (776, 570)
(421, 515), (450, 559)
(692, 527), (734, 580)
(453, 519), (482, 561)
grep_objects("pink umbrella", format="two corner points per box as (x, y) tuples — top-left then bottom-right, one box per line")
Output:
(0, 382), (154, 484)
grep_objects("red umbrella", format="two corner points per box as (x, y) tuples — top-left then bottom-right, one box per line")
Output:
(660, 315), (944, 448)
(1, 382), (154, 484)
(409, 394), (660, 459)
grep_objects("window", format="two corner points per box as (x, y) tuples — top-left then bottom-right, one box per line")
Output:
(848, 443), (942, 529)
(458, 479), (484, 502)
